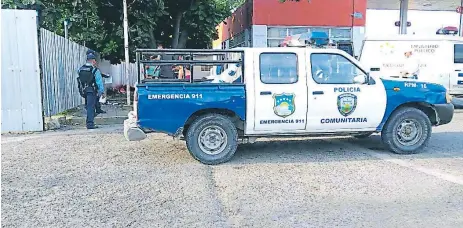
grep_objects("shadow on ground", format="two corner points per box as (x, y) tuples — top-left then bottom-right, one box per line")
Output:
(228, 131), (463, 165)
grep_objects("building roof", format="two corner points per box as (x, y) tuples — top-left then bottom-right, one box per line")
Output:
(368, 0), (461, 11)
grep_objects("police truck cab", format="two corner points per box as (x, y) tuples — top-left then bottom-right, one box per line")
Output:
(124, 46), (454, 165)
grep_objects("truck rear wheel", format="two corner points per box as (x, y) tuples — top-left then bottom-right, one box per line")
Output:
(381, 107), (432, 154)
(186, 114), (238, 165)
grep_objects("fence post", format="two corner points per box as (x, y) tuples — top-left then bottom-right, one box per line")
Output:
(123, 0), (131, 105)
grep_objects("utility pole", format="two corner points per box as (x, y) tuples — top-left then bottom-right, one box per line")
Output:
(459, 0), (463, 36)
(64, 20), (69, 39)
(398, 0), (409, 34)
(123, 0), (131, 105)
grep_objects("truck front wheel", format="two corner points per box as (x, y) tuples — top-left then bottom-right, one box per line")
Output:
(186, 114), (238, 165)
(381, 107), (432, 154)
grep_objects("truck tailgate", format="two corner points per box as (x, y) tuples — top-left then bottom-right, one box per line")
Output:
(136, 83), (246, 135)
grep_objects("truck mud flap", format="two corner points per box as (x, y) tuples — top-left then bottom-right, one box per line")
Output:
(123, 112), (147, 141)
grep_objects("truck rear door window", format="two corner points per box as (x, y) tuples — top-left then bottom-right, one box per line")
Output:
(454, 44), (463, 64)
(259, 53), (298, 84)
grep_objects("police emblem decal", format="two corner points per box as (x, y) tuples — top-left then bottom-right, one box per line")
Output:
(273, 93), (296, 118)
(337, 93), (357, 117)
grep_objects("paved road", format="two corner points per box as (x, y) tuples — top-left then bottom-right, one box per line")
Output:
(2, 113), (463, 227)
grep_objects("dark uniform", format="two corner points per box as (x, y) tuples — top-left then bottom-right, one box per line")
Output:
(84, 49), (106, 114)
(159, 53), (175, 79)
(77, 53), (104, 129)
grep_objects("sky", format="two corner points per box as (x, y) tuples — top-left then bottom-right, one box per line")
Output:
(365, 9), (462, 36)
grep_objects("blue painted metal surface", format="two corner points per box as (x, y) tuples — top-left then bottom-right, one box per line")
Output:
(137, 83), (246, 135)
(376, 79), (448, 130)
(310, 32), (329, 46)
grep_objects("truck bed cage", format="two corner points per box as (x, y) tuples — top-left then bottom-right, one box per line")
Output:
(135, 49), (245, 84)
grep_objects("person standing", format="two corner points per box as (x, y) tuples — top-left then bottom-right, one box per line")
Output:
(157, 43), (175, 79)
(83, 49), (106, 114)
(77, 53), (105, 129)
(145, 55), (160, 79)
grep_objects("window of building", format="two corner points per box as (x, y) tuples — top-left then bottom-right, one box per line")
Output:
(267, 27), (288, 38)
(454, 44), (463, 63)
(267, 39), (283, 47)
(267, 27), (352, 47)
(289, 27), (309, 35)
(267, 27), (288, 47)
(330, 28), (352, 40)
(309, 27), (330, 35)
(310, 53), (366, 84)
(260, 53), (298, 84)
(229, 31), (246, 48)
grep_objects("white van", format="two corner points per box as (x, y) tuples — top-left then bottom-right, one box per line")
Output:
(359, 35), (463, 98)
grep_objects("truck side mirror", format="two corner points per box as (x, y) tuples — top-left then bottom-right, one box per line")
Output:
(367, 73), (376, 85)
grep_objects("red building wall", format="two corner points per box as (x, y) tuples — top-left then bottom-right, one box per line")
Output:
(217, 0), (367, 43)
(253, 0), (366, 27)
(220, 0), (253, 41)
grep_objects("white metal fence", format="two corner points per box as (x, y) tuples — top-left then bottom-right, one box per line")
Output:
(99, 60), (138, 88)
(1, 10), (44, 133)
(40, 27), (140, 116)
(1, 9), (139, 132)
(40, 28), (90, 117)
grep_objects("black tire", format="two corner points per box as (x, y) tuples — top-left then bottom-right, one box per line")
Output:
(381, 107), (432, 154)
(186, 114), (238, 165)
(353, 133), (373, 139)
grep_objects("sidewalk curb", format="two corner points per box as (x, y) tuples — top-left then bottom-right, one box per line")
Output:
(59, 116), (127, 126)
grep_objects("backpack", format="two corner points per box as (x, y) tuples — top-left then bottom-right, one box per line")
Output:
(77, 65), (97, 97)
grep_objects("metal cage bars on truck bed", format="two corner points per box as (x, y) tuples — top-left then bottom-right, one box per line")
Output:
(135, 49), (245, 84)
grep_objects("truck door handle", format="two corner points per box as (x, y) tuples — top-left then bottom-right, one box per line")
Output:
(456, 69), (462, 72)
(312, 91), (324, 95)
(260, 91), (272, 95)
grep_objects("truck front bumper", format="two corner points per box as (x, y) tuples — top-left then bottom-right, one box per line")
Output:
(123, 111), (147, 141)
(451, 97), (463, 109)
(435, 103), (454, 125)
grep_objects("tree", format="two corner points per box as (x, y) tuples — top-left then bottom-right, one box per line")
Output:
(94, 0), (166, 62)
(3, 0), (111, 60)
(161, 0), (234, 49)
(2, 0), (239, 63)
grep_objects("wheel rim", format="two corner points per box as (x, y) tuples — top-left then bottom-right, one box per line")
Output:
(198, 125), (228, 155)
(395, 119), (423, 147)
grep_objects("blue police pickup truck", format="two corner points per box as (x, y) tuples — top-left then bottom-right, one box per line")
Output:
(124, 48), (454, 165)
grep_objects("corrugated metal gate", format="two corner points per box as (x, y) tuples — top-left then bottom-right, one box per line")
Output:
(40, 28), (88, 117)
(1, 9), (139, 132)
(1, 10), (44, 133)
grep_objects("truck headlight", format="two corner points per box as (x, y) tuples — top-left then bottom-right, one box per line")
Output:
(446, 92), (452, 103)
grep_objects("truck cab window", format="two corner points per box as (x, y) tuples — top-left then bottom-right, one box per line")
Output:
(311, 53), (365, 84)
(454, 44), (463, 64)
(260, 53), (298, 84)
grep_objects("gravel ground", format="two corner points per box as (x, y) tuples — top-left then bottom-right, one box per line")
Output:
(2, 113), (463, 227)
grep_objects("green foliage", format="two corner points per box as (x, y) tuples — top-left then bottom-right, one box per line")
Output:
(2, 0), (241, 63)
